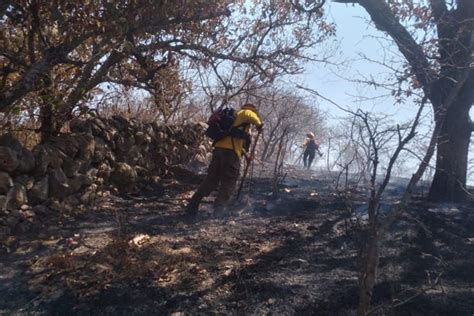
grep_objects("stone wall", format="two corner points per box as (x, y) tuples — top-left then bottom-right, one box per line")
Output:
(0, 115), (210, 236)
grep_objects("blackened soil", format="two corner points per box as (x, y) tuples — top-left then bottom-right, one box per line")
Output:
(1, 170), (473, 315)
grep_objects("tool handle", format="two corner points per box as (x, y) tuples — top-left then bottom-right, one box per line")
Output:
(236, 129), (262, 200)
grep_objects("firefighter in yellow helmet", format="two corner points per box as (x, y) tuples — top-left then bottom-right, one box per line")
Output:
(186, 103), (263, 215)
(302, 132), (322, 169)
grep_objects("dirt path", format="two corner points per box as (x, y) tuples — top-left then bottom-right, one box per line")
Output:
(1, 170), (474, 315)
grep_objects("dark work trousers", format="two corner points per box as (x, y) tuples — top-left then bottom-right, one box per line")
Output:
(303, 150), (315, 169)
(190, 147), (240, 209)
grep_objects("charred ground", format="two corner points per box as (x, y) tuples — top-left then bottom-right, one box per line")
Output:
(1, 168), (473, 315)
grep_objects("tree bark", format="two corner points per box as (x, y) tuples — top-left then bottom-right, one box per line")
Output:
(357, 225), (379, 316)
(38, 76), (58, 142)
(429, 79), (473, 202)
(335, 0), (473, 203)
(39, 102), (57, 142)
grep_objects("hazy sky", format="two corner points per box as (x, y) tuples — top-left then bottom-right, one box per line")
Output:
(291, 2), (473, 183)
(295, 3), (425, 122)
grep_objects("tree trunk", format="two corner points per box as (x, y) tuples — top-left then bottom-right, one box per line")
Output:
(429, 80), (473, 202)
(260, 134), (273, 161)
(38, 76), (59, 143)
(39, 102), (57, 143)
(357, 202), (380, 316)
(428, 107), (472, 202)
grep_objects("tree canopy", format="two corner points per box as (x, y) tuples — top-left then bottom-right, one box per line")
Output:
(0, 0), (332, 137)
(335, 0), (473, 202)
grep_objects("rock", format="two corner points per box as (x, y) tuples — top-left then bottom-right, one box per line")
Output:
(13, 175), (34, 190)
(63, 195), (79, 207)
(67, 174), (89, 192)
(0, 117), (209, 204)
(79, 190), (97, 205)
(0, 172), (13, 195)
(0, 195), (7, 211)
(17, 148), (35, 173)
(5, 211), (21, 228)
(156, 131), (165, 143)
(0, 134), (23, 151)
(0, 226), (11, 237)
(91, 117), (108, 131)
(105, 151), (116, 165)
(28, 175), (49, 203)
(127, 146), (143, 165)
(48, 147), (67, 169)
(111, 115), (130, 131)
(54, 196), (78, 213)
(128, 234), (150, 247)
(113, 134), (125, 150)
(48, 199), (63, 212)
(50, 134), (79, 157)
(32, 145), (50, 174)
(94, 177), (104, 185)
(223, 267), (235, 278)
(33, 144), (66, 174)
(134, 131), (148, 146)
(78, 159), (92, 175)
(92, 137), (110, 163)
(72, 245), (90, 255)
(111, 163), (137, 185)
(48, 169), (69, 198)
(123, 134), (135, 149)
(0, 134), (33, 173)
(97, 163), (112, 180)
(0, 134), (38, 174)
(89, 183), (98, 191)
(70, 118), (92, 134)
(0, 146), (19, 172)
(32, 204), (49, 216)
(187, 159), (207, 175)
(134, 166), (149, 178)
(21, 209), (35, 219)
(16, 221), (32, 233)
(75, 134), (95, 161)
(62, 156), (82, 177)
(169, 165), (200, 182)
(86, 117), (107, 137)
(6, 184), (28, 210)
(86, 168), (98, 180)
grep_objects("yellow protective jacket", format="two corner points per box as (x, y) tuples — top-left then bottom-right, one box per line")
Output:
(214, 109), (262, 158)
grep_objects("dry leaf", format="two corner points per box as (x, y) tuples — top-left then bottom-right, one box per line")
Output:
(129, 234), (151, 247)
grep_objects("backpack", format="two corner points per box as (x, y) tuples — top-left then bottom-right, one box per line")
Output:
(306, 139), (318, 152)
(205, 107), (251, 150)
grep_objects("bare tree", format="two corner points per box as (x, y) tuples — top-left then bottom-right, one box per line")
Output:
(334, 0), (474, 202)
(338, 100), (426, 315)
(237, 85), (326, 163)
